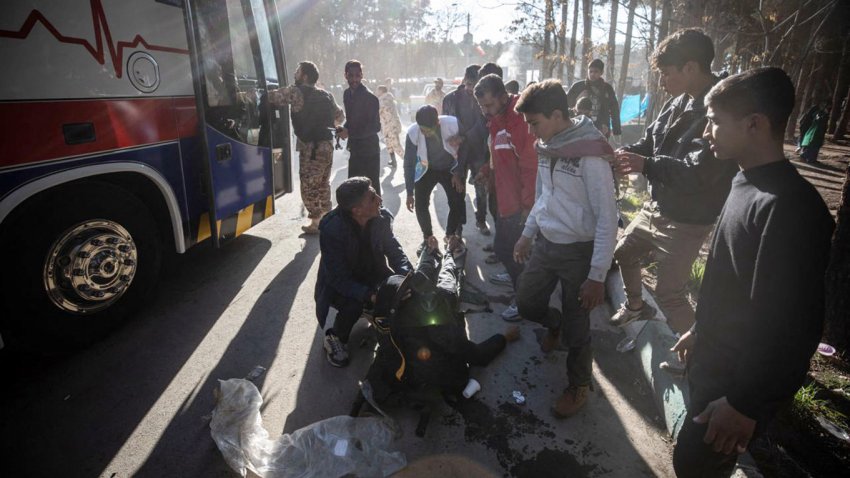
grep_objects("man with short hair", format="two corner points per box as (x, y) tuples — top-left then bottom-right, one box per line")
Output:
(315, 177), (412, 367)
(671, 66), (834, 478)
(504, 80), (520, 95)
(443, 65), (490, 235)
(514, 79), (618, 418)
(474, 74), (538, 320)
(610, 30), (739, 377)
(404, 105), (465, 247)
(338, 60), (383, 196)
(426, 78), (447, 114)
(566, 59), (621, 139)
(269, 61), (344, 234)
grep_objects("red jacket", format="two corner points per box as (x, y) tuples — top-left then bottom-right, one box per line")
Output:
(483, 95), (538, 218)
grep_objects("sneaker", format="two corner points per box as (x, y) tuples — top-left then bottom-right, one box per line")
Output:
(476, 221), (491, 236)
(552, 384), (590, 418)
(609, 302), (657, 327)
(660, 354), (687, 378)
(323, 333), (349, 367)
(489, 272), (512, 286)
(501, 301), (521, 322)
(484, 253), (499, 264)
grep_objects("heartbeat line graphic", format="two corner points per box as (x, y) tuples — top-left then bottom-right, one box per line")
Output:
(0, 0), (189, 78)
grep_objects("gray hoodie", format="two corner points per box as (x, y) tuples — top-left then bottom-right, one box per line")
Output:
(522, 116), (618, 282)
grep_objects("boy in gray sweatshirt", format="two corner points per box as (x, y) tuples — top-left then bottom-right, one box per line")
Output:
(513, 79), (619, 418)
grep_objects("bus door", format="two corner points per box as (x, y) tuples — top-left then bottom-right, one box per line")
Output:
(185, 0), (289, 247)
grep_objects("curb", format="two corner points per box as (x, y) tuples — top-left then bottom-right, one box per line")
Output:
(605, 269), (763, 477)
(604, 269), (689, 439)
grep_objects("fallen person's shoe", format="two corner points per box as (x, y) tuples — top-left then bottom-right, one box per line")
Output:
(504, 325), (521, 342)
(540, 327), (560, 353)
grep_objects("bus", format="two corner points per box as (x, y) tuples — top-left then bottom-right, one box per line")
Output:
(0, 0), (293, 349)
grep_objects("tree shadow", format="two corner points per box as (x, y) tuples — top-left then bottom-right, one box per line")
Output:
(135, 238), (320, 476)
(0, 235), (273, 477)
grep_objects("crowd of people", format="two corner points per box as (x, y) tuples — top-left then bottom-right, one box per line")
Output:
(269, 27), (834, 478)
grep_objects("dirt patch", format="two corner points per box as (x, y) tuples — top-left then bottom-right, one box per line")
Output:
(510, 447), (600, 478)
(446, 398), (607, 477)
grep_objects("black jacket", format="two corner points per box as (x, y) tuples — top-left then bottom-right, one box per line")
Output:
(443, 86), (488, 172)
(624, 87), (739, 225)
(315, 207), (411, 309)
(566, 79), (622, 135)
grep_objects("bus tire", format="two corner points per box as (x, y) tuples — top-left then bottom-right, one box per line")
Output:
(0, 181), (163, 353)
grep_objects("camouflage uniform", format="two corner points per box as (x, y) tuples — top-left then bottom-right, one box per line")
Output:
(425, 87), (446, 114)
(378, 92), (404, 156)
(270, 85), (344, 219)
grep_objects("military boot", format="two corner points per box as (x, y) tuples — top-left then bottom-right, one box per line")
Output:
(551, 384), (590, 418)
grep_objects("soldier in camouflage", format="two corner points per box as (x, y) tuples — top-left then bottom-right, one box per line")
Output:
(376, 85), (404, 168)
(270, 61), (344, 234)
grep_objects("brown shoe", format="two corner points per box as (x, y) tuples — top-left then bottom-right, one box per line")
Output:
(551, 385), (590, 418)
(503, 325), (521, 343)
(540, 328), (560, 353)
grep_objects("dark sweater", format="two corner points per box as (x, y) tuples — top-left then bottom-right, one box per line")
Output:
(689, 160), (834, 420)
(343, 85), (381, 140)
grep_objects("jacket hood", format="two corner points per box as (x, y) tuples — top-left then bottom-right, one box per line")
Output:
(536, 115), (614, 159)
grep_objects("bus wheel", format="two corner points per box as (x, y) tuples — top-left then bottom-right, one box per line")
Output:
(1, 181), (162, 352)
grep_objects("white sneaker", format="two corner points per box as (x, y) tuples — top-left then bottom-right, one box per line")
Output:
(489, 272), (512, 286)
(609, 302), (657, 327)
(501, 302), (521, 322)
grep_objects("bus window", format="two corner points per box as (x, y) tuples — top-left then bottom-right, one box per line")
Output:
(196, 0), (261, 145)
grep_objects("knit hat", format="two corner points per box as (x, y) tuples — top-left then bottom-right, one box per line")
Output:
(373, 273), (413, 319)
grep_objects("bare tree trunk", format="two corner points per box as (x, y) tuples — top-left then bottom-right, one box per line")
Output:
(607, 0), (620, 86)
(558, 0), (568, 81)
(835, 85), (850, 140)
(786, 57), (815, 140)
(617, 0), (638, 101)
(829, 33), (850, 134)
(658, 0), (671, 44)
(543, 0), (554, 78)
(649, 0), (657, 52)
(567, 0), (579, 84)
(824, 164), (850, 355)
(580, 0), (592, 75)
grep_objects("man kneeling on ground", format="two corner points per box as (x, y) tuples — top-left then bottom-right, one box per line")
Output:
(315, 177), (412, 368)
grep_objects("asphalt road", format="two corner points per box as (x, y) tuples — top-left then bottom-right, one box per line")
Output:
(0, 146), (674, 477)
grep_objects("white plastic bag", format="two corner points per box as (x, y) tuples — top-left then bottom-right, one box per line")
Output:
(210, 378), (406, 478)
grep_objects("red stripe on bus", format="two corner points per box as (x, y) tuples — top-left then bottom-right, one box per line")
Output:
(0, 97), (198, 168)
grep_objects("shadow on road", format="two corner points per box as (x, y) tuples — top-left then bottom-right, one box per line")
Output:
(0, 235), (274, 477)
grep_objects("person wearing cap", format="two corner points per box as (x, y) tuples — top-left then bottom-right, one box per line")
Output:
(426, 78), (447, 115)
(403, 105), (466, 250)
(315, 177), (412, 368)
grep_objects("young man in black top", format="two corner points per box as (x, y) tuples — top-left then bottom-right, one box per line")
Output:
(565, 59), (621, 139)
(338, 60), (383, 196)
(670, 67), (834, 477)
